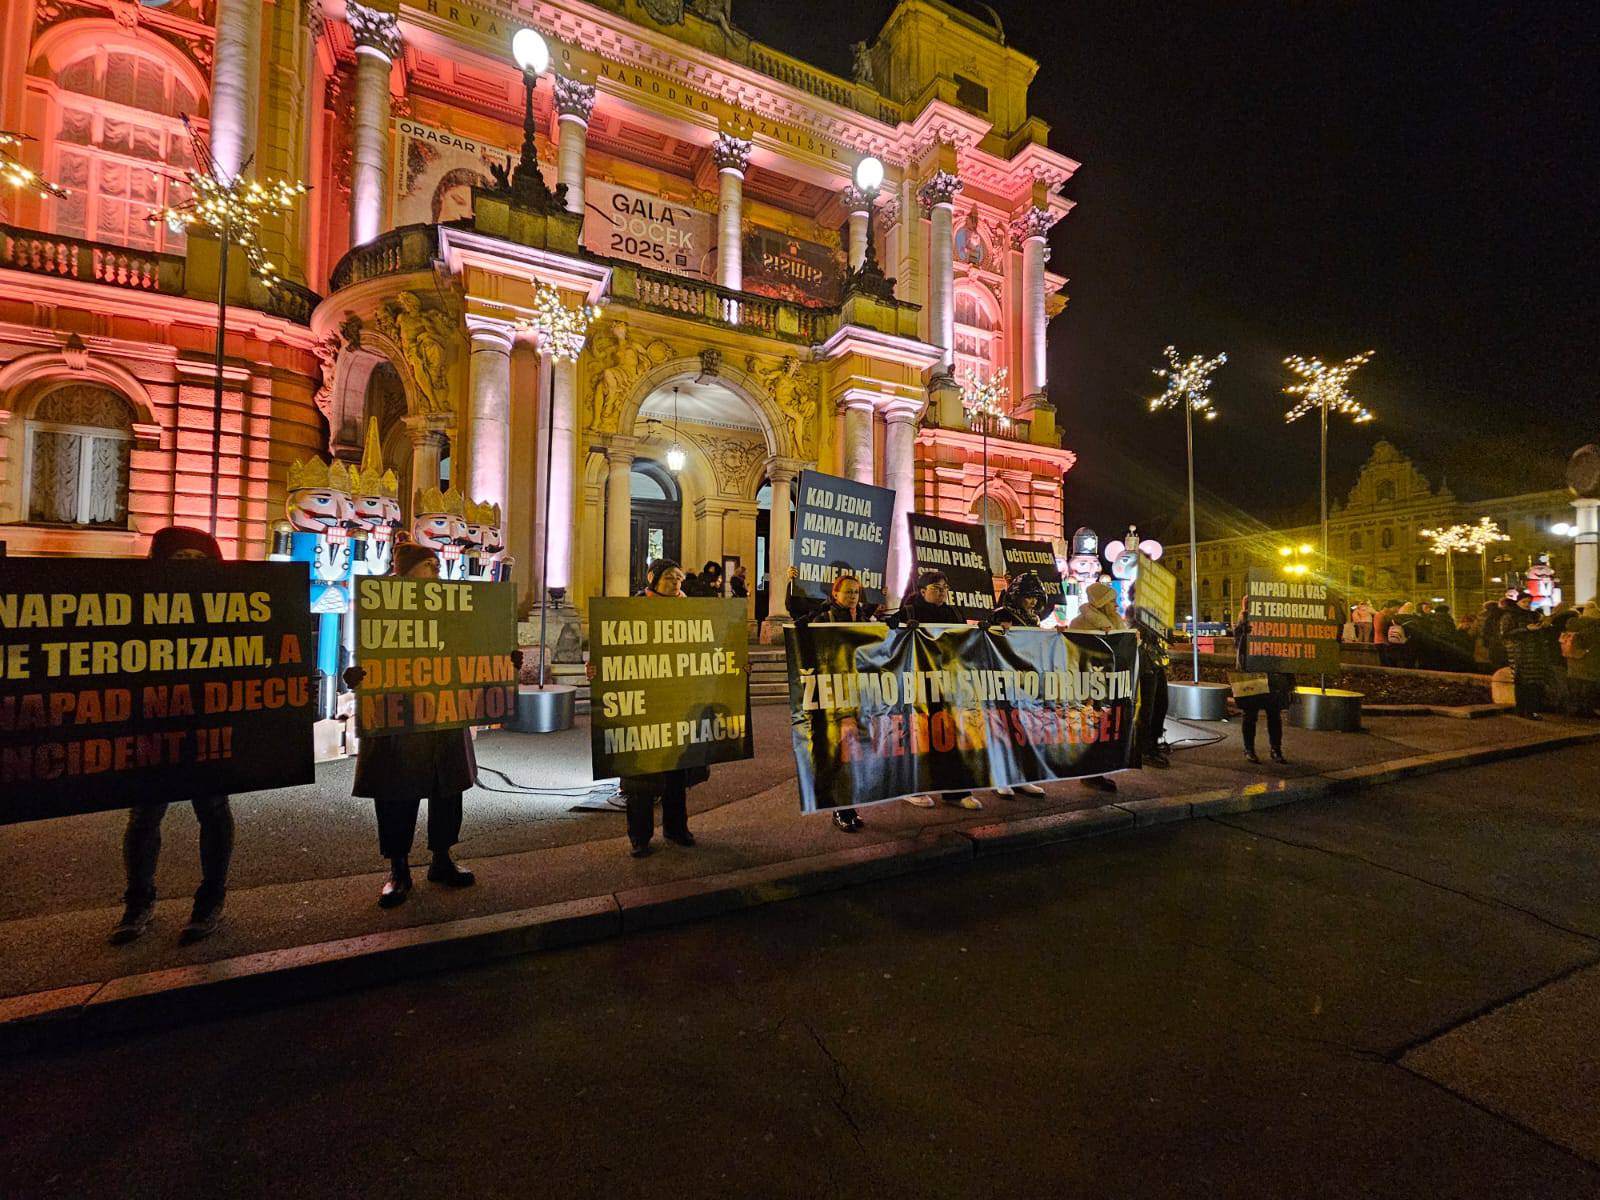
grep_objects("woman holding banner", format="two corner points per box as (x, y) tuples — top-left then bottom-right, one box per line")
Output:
(1234, 594), (1294, 764)
(986, 574), (1051, 797)
(1068, 581), (1131, 793)
(346, 543), (481, 907)
(588, 558), (708, 857)
(789, 567), (878, 832)
(889, 571), (985, 812)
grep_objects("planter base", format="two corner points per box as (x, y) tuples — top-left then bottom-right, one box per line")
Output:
(1169, 681), (1231, 721)
(1290, 687), (1363, 732)
(505, 684), (576, 734)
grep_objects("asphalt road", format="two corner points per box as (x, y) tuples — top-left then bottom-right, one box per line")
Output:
(4, 745), (1599, 1199)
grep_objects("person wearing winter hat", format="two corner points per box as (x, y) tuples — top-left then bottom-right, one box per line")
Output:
(110, 526), (235, 945)
(1068, 580), (1131, 791)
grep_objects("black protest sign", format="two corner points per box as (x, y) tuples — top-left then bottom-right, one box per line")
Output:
(907, 513), (995, 620)
(793, 469), (895, 608)
(1243, 569), (1342, 675)
(590, 597), (752, 778)
(355, 577), (517, 735)
(1000, 537), (1066, 606)
(787, 624), (1139, 813)
(0, 559), (314, 823)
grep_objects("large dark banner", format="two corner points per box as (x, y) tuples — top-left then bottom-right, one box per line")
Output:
(355, 577), (517, 735)
(590, 597), (752, 778)
(907, 513), (994, 620)
(741, 227), (845, 305)
(793, 469), (895, 609)
(1000, 537), (1066, 607)
(1243, 569), (1341, 675)
(787, 624), (1139, 813)
(0, 559), (314, 823)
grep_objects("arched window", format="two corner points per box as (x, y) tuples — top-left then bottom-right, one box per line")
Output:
(47, 44), (199, 253)
(1221, 576), (1233, 601)
(971, 494), (1011, 571)
(23, 383), (134, 527)
(1349, 530), (1362, 552)
(1200, 577), (1211, 600)
(1375, 479), (1396, 503)
(953, 286), (1002, 386)
(1380, 526), (1394, 550)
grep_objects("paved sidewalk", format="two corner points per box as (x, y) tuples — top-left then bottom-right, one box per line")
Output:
(2, 706), (1592, 1008)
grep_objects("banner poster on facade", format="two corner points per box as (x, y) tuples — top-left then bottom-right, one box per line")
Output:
(582, 180), (716, 280)
(0, 559), (315, 823)
(589, 597), (752, 778)
(1000, 537), (1066, 608)
(787, 624), (1139, 813)
(393, 117), (513, 226)
(793, 469), (895, 609)
(1242, 568), (1342, 675)
(355, 577), (517, 736)
(907, 513), (995, 620)
(1133, 551), (1178, 636)
(741, 226), (846, 306)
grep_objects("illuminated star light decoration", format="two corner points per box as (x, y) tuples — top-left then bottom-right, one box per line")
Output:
(1282, 350), (1376, 425)
(521, 281), (601, 363)
(0, 130), (68, 198)
(961, 366), (1011, 433)
(1149, 345), (1228, 420)
(148, 115), (307, 288)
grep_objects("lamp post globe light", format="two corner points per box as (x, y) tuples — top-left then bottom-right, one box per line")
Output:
(854, 155), (884, 193)
(505, 28), (563, 212)
(843, 155), (895, 299)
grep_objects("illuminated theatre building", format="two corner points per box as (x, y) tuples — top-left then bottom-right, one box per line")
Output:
(0, 0), (1078, 634)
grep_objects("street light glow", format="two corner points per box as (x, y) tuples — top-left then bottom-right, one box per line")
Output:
(854, 155), (884, 193)
(512, 27), (550, 74)
(1283, 351), (1376, 425)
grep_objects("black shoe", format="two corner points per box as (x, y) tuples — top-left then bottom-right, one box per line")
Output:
(664, 830), (696, 847)
(833, 810), (863, 833)
(1081, 776), (1117, 792)
(109, 902), (154, 945)
(1146, 750), (1171, 768)
(1270, 749), (1288, 764)
(379, 864), (412, 909)
(427, 856), (476, 887)
(179, 896), (225, 944)
(630, 840), (654, 858)
(1245, 750), (1260, 764)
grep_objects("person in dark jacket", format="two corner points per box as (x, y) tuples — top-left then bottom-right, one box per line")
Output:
(887, 571), (983, 811)
(588, 558), (721, 856)
(347, 543), (483, 907)
(110, 526), (236, 945)
(1502, 595), (1555, 719)
(987, 573), (1053, 793)
(1234, 595), (1294, 764)
(791, 569), (878, 832)
(728, 564), (749, 598)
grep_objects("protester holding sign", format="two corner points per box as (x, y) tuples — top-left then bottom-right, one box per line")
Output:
(1234, 593), (1294, 764)
(791, 568), (875, 832)
(1068, 581), (1133, 793)
(887, 571), (983, 811)
(982, 573), (1053, 798)
(109, 526), (237, 946)
(906, 513), (996, 622)
(1127, 580), (1172, 769)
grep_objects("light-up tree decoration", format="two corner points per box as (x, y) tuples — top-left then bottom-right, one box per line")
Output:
(1149, 345), (1227, 682)
(149, 115), (307, 534)
(519, 282), (600, 690)
(1462, 516), (1510, 608)
(1420, 523), (1470, 613)
(0, 130), (68, 198)
(962, 366), (1010, 547)
(1283, 350), (1375, 575)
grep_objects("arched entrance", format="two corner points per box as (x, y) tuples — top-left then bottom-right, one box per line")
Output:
(628, 458), (681, 593)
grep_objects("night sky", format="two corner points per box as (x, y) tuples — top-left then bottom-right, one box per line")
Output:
(740, 0), (1599, 543)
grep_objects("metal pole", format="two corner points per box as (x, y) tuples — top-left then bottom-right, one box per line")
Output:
(1319, 395), (1328, 571)
(1185, 399), (1201, 682)
(537, 353), (555, 687)
(210, 216), (230, 538)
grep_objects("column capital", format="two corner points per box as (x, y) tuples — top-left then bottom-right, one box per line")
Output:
(403, 412), (449, 446)
(877, 196), (901, 232)
(1010, 205), (1058, 248)
(710, 132), (752, 175)
(764, 456), (804, 484)
(605, 436), (640, 465)
(883, 401), (923, 427)
(839, 185), (871, 215)
(464, 314), (516, 353)
(553, 75), (597, 122)
(917, 170), (963, 214)
(347, 0), (401, 60)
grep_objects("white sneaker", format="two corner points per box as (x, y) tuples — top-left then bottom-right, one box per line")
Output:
(993, 786), (1016, 797)
(903, 794), (937, 808)
(948, 795), (983, 811)
(1018, 783), (1046, 796)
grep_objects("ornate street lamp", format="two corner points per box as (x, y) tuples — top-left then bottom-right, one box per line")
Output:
(1149, 345), (1227, 685)
(504, 28), (566, 213)
(1283, 351), (1375, 576)
(665, 385), (687, 474)
(149, 115), (307, 536)
(843, 155), (895, 300)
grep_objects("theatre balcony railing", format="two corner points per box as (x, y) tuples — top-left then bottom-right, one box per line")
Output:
(328, 224), (440, 293)
(747, 42), (897, 122)
(607, 261), (836, 345)
(1, 224), (185, 294)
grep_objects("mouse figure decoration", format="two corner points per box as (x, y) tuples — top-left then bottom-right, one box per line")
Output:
(1103, 526), (1164, 614)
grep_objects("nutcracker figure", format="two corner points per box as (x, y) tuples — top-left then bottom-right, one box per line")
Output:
(270, 455), (355, 718)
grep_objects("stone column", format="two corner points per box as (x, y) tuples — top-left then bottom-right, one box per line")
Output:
(766, 461), (795, 618)
(403, 414), (448, 517)
(1574, 496), (1599, 606)
(841, 185), (870, 271)
(604, 443), (636, 597)
(918, 170), (962, 378)
(463, 317), (514, 521)
(347, 1), (400, 248)
(552, 76), (596, 217)
(883, 407), (919, 603)
(544, 355), (579, 591)
(1012, 207), (1056, 404)
(712, 133), (752, 291)
(210, 0), (263, 179)
(840, 398), (875, 484)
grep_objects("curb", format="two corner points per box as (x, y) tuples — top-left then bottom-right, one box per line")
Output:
(3, 725), (1597, 1056)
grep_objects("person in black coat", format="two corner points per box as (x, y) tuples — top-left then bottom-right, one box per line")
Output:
(887, 571), (984, 811)
(346, 543), (493, 908)
(1234, 595), (1295, 764)
(790, 568), (881, 832)
(110, 525), (236, 945)
(1502, 595), (1556, 718)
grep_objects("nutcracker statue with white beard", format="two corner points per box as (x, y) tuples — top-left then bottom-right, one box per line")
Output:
(412, 485), (470, 580)
(270, 455), (356, 719)
(463, 499), (508, 581)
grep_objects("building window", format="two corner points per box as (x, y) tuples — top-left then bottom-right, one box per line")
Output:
(1221, 577), (1232, 601)
(47, 46), (199, 254)
(23, 384), (134, 527)
(1200, 578), (1211, 600)
(1415, 559), (1430, 585)
(953, 75), (989, 115)
(1351, 565), (1367, 588)
(972, 495), (1011, 571)
(1380, 527), (1394, 549)
(953, 287), (1002, 388)
(1349, 530), (1362, 552)
(1376, 480), (1396, 503)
